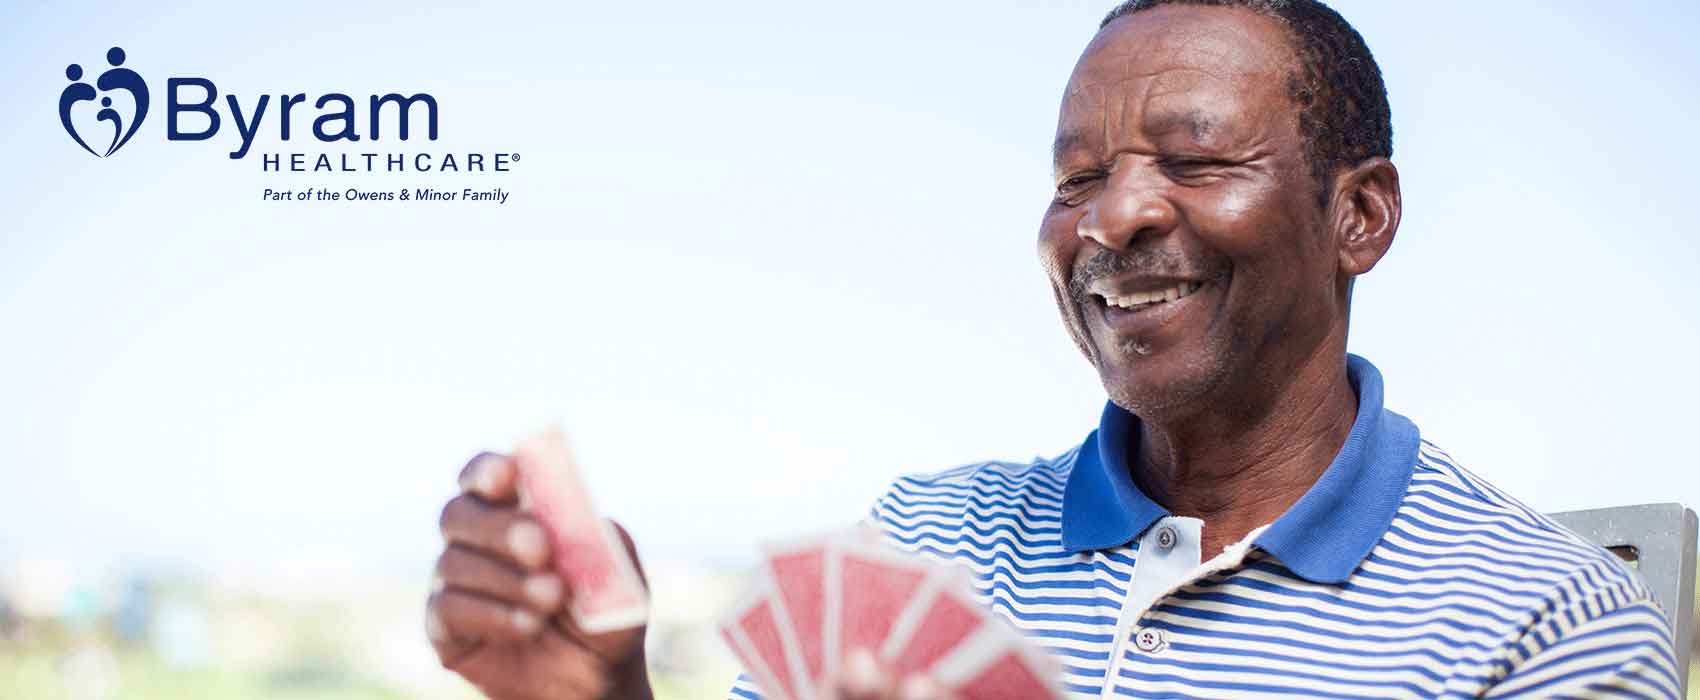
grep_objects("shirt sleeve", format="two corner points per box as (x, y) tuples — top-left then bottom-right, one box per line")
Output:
(725, 672), (766, 700)
(1482, 589), (1683, 699)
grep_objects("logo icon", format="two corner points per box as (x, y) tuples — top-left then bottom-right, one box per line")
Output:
(59, 46), (150, 158)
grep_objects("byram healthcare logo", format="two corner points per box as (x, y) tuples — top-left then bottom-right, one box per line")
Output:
(51, 43), (518, 205)
(51, 43), (452, 163)
(59, 46), (148, 158)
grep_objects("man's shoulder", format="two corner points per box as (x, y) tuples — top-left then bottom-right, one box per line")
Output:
(1404, 441), (1678, 694)
(864, 445), (1084, 534)
(877, 446), (1079, 501)
(1398, 439), (1650, 600)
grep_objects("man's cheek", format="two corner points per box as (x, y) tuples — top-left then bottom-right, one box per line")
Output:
(1036, 222), (1078, 283)
(1204, 184), (1265, 221)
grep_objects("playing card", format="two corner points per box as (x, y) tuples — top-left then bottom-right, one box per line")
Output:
(879, 582), (988, 677)
(718, 629), (781, 700)
(719, 582), (809, 700)
(762, 536), (832, 693)
(950, 648), (1061, 700)
(928, 621), (1063, 700)
(824, 539), (933, 684)
(724, 530), (1061, 700)
(511, 427), (648, 633)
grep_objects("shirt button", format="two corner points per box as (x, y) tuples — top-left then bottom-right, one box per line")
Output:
(1155, 525), (1178, 550)
(1134, 627), (1167, 653)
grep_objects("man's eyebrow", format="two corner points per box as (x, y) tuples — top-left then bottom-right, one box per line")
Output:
(1147, 108), (1221, 143)
(1052, 109), (1230, 173)
(1052, 110), (1223, 166)
(1052, 128), (1094, 169)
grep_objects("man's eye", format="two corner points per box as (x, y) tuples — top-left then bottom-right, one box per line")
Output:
(1161, 158), (1229, 181)
(1054, 174), (1100, 205)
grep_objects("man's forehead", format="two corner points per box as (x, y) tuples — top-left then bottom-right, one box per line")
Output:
(1074, 5), (1294, 82)
(1053, 7), (1295, 155)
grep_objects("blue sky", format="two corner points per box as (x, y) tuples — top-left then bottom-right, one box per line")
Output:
(1, 1), (1697, 582)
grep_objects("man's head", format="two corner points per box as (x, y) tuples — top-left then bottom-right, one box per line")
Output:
(1039, 0), (1401, 420)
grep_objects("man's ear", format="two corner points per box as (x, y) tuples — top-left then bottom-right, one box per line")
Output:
(1330, 157), (1401, 278)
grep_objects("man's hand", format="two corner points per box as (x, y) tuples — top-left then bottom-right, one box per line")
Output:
(832, 649), (956, 700)
(428, 452), (652, 700)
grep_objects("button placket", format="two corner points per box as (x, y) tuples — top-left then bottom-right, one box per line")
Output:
(1099, 517), (1203, 699)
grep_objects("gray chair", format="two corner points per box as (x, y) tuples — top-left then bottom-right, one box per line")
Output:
(1548, 503), (1696, 696)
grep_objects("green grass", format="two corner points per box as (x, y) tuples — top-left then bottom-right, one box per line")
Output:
(6, 647), (1692, 699)
(0, 649), (407, 700)
(0, 645), (733, 700)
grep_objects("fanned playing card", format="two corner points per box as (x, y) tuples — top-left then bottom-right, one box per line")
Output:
(929, 622), (1063, 700)
(763, 536), (831, 693)
(825, 539), (933, 682)
(880, 583), (989, 677)
(721, 529), (1061, 699)
(719, 581), (809, 700)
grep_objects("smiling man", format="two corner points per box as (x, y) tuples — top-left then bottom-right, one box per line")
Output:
(426, 1), (1682, 699)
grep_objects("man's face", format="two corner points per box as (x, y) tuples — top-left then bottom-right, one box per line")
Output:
(1039, 5), (1347, 418)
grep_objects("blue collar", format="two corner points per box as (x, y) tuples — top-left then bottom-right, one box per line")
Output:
(1059, 354), (1419, 584)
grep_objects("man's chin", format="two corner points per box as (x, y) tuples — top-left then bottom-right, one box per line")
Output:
(1095, 347), (1227, 421)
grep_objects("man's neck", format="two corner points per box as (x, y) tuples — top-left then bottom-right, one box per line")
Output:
(1132, 345), (1358, 558)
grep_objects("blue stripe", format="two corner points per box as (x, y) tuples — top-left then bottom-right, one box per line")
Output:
(726, 433), (1680, 700)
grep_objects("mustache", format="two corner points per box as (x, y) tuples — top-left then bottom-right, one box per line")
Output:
(1066, 248), (1225, 303)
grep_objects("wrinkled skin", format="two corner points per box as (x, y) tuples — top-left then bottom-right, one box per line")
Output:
(427, 4), (1401, 698)
(1038, 4), (1400, 556)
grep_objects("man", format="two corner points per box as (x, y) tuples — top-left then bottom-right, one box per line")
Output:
(426, 1), (1683, 698)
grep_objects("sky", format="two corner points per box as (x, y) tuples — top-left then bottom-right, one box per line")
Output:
(1, 0), (1698, 590)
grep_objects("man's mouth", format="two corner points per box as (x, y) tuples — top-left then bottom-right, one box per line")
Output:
(1096, 281), (1205, 312)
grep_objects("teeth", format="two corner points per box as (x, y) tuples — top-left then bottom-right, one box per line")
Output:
(1103, 282), (1201, 309)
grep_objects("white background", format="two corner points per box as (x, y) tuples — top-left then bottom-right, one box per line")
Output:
(1, 1), (1697, 596)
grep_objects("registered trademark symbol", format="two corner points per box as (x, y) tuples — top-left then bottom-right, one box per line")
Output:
(511, 153), (520, 162)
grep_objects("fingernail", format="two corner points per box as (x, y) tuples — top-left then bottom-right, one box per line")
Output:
(459, 456), (488, 493)
(511, 609), (540, 635)
(898, 675), (941, 700)
(508, 522), (546, 566)
(425, 607), (448, 642)
(523, 575), (562, 608)
(846, 648), (882, 694)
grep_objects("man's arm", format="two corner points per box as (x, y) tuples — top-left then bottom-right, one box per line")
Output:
(1483, 585), (1682, 699)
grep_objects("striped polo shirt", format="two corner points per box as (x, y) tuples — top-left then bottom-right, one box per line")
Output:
(728, 355), (1681, 699)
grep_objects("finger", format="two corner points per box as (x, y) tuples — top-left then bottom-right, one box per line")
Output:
(895, 675), (955, 700)
(439, 494), (552, 571)
(426, 594), (481, 667)
(437, 544), (564, 614)
(835, 648), (896, 700)
(457, 451), (520, 503)
(431, 589), (544, 645)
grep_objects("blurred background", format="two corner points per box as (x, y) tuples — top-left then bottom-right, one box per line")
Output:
(2, 0), (1697, 697)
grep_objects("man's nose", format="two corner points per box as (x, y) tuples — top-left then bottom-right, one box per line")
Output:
(1075, 169), (1178, 250)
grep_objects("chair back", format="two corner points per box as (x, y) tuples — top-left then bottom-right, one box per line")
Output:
(1549, 502), (1696, 695)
